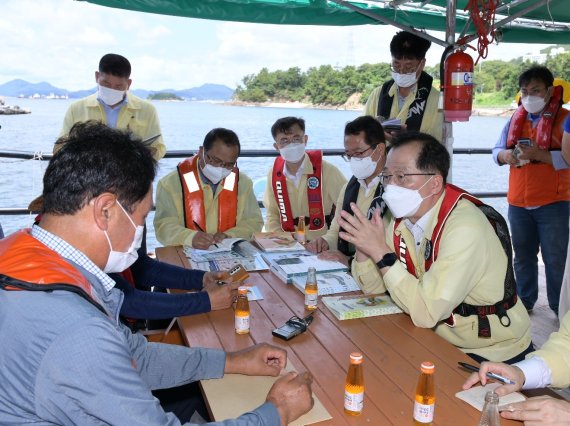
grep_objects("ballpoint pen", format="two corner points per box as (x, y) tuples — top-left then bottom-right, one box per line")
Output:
(193, 220), (218, 248)
(458, 362), (516, 385)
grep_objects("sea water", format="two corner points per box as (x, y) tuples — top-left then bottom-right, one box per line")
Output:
(0, 97), (509, 250)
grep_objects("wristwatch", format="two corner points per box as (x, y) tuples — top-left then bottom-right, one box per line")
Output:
(376, 252), (397, 269)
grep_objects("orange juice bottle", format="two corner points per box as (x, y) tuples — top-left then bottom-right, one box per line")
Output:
(234, 286), (250, 334)
(344, 352), (364, 415)
(296, 215), (306, 244)
(413, 361), (435, 425)
(304, 267), (318, 310)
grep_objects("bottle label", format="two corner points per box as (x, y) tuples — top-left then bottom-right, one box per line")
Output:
(344, 390), (364, 412)
(413, 402), (434, 423)
(235, 315), (250, 332)
(296, 232), (306, 243)
(305, 292), (318, 308)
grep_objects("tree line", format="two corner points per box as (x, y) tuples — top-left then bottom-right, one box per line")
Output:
(234, 52), (570, 107)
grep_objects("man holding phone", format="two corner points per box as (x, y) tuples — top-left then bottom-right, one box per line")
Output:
(493, 66), (570, 316)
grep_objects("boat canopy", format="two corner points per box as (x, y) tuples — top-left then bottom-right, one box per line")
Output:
(81, 0), (570, 45)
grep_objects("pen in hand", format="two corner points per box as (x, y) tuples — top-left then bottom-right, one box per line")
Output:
(193, 220), (219, 248)
(458, 362), (516, 385)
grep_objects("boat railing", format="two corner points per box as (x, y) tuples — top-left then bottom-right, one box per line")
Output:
(0, 148), (504, 216)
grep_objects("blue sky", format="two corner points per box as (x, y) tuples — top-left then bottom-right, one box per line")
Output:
(1, 0), (552, 91)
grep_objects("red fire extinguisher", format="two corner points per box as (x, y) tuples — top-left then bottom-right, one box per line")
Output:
(443, 49), (474, 122)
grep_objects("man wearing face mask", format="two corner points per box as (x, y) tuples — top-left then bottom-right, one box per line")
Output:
(0, 121), (314, 425)
(155, 128), (263, 249)
(363, 31), (443, 142)
(58, 53), (165, 160)
(306, 116), (387, 266)
(493, 66), (570, 316)
(338, 132), (532, 363)
(263, 116), (347, 241)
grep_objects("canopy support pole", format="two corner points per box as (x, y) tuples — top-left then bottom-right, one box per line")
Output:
(443, 0), (456, 182)
(329, 0), (450, 48)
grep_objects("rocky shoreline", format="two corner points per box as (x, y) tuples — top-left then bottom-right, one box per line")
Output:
(226, 100), (514, 117)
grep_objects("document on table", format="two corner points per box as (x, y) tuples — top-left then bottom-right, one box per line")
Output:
(201, 363), (331, 425)
(455, 383), (526, 411)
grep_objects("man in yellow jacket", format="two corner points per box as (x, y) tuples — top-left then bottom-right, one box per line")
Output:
(263, 116), (347, 242)
(154, 128), (263, 248)
(463, 310), (570, 424)
(363, 31), (442, 142)
(338, 131), (532, 363)
(58, 53), (165, 160)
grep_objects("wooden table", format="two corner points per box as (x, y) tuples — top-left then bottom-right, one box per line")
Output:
(157, 246), (520, 425)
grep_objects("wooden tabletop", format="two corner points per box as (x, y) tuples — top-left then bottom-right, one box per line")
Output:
(156, 246), (521, 426)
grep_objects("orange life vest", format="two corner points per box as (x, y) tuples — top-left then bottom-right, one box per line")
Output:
(271, 150), (326, 232)
(177, 155), (239, 233)
(393, 184), (518, 337)
(0, 229), (106, 314)
(506, 86), (570, 207)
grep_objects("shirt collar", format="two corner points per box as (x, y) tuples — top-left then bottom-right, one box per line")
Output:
(358, 175), (381, 197)
(282, 154), (308, 188)
(31, 224), (116, 292)
(403, 203), (437, 249)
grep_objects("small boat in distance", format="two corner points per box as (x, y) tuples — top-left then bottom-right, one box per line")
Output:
(0, 97), (31, 115)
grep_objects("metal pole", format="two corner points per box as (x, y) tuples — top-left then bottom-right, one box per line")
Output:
(443, 0), (456, 183)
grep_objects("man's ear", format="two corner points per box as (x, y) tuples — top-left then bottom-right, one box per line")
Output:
(303, 135), (308, 146)
(95, 71), (100, 84)
(431, 174), (444, 195)
(92, 193), (117, 231)
(273, 142), (279, 151)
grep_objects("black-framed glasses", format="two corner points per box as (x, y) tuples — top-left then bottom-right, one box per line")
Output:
(381, 172), (435, 186)
(204, 152), (236, 170)
(276, 136), (304, 148)
(342, 145), (377, 162)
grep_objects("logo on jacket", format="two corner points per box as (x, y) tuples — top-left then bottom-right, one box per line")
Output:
(307, 176), (320, 190)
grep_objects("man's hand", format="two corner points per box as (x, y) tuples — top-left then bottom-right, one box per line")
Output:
(306, 237), (329, 254)
(462, 361), (524, 395)
(213, 232), (228, 244)
(225, 343), (287, 377)
(202, 271), (231, 289)
(500, 396), (570, 425)
(192, 231), (216, 249)
(337, 203), (390, 263)
(518, 143), (551, 164)
(318, 250), (349, 266)
(266, 372), (314, 425)
(206, 281), (240, 310)
(498, 149), (519, 166)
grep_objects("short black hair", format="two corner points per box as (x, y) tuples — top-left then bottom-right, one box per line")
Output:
(99, 53), (131, 78)
(270, 117), (306, 139)
(391, 131), (449, 183)
(519, 66), (554, 89)
(345, 116), (386, 146)
(390, 31), (431, 61)
(43, 121), (157, 215)
(203, 128), (241, 156)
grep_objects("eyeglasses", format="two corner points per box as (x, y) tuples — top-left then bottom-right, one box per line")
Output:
(276, 136), (304, 148)
(520, 86), (548, 97)
(390, 63), (420, 75)
(381, 172), (435, 186)
(204, 152), (236, 170)
(341, 145), (377, 162)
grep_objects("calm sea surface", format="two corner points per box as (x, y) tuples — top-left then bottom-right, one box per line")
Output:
(0, 97), (509, 250)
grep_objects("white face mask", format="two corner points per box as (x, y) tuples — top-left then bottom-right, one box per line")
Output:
(279, 143), (306, 163)
(383, 177), (433, 218)
(350, 150), (379, 180)
(391, 71), (418, 88)
(98, 84), (126, 106)
(521, 95), (547, 114)
(103, 201), (143, 273)
(201, 152), (232, 184)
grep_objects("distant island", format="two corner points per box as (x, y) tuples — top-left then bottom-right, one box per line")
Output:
(0, 79), (234, 101)
(148, 92), (183, 101)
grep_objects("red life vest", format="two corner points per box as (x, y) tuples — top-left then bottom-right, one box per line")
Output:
(504, 86), (570, 207)
(0, 229), (106, 314)
(393, 184), (518, 337)
(177, 155), (239, 233)
(271, 150), (325, 232)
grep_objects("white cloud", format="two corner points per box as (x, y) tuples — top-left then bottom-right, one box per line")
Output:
(0, 0), (558, 92)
